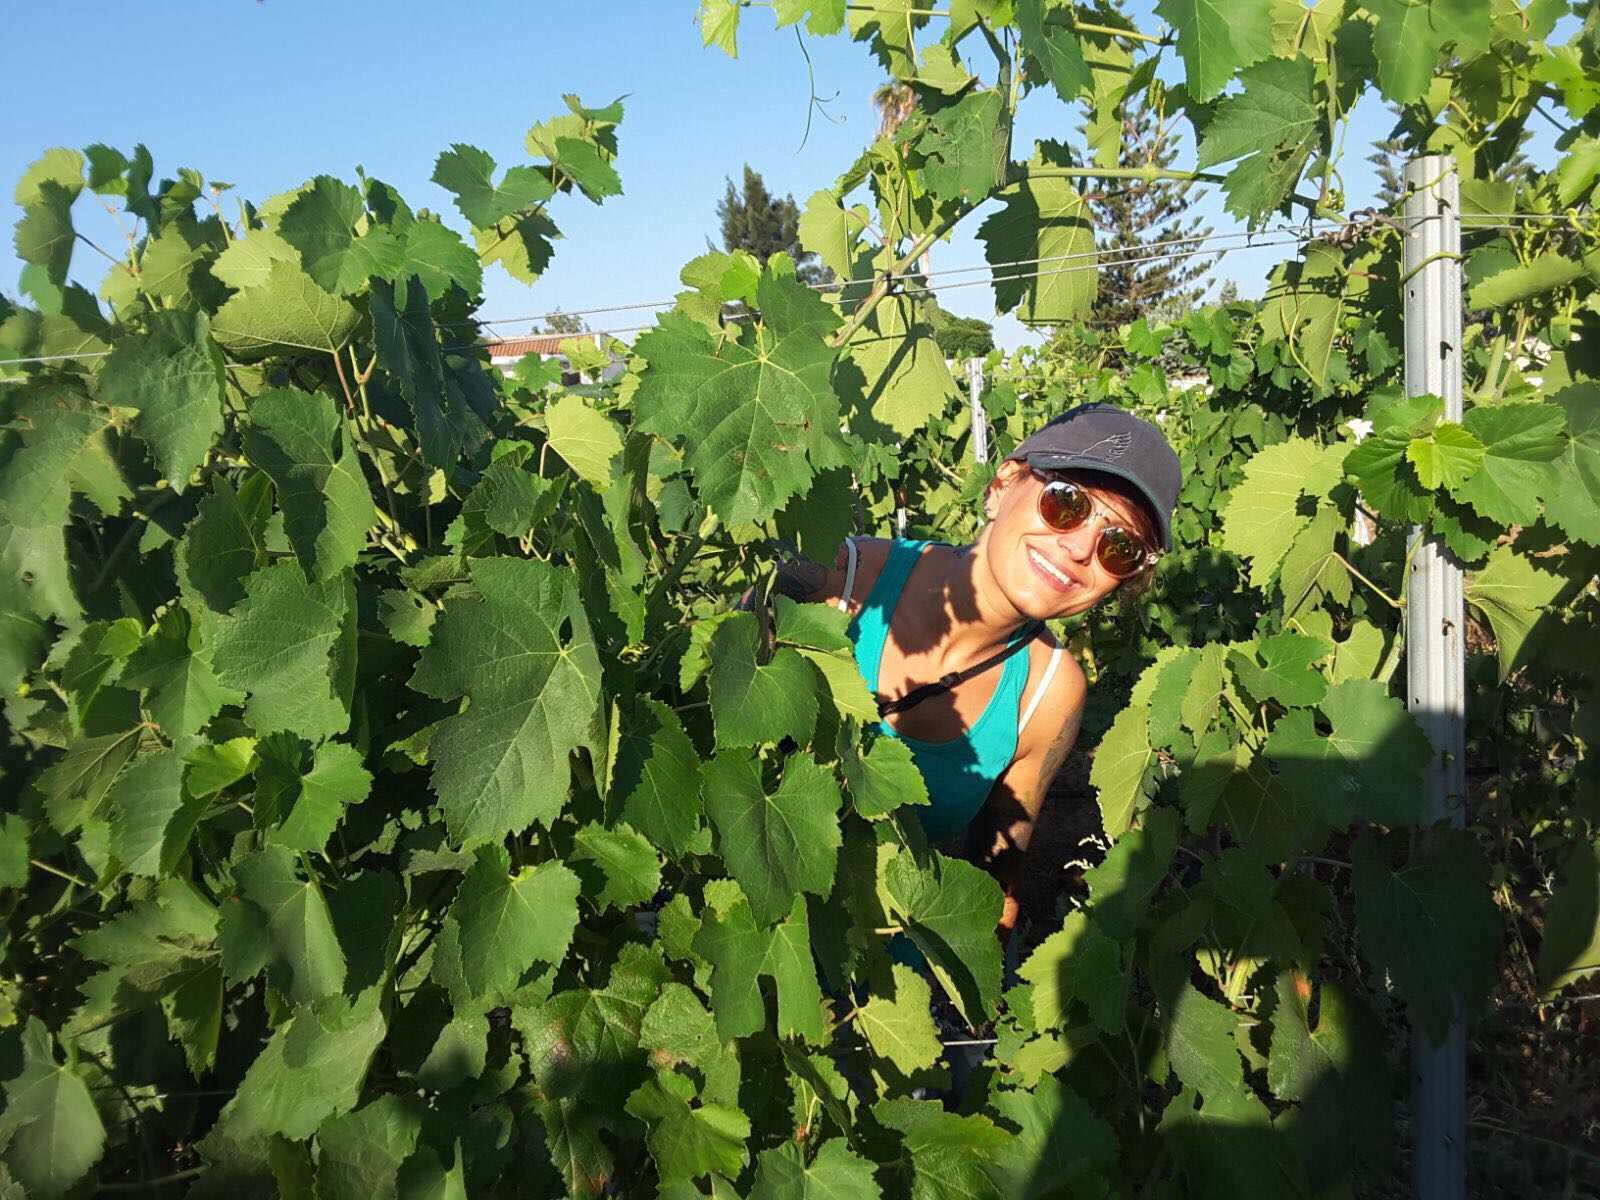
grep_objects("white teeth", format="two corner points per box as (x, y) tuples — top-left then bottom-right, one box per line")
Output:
(1030, 547), (1072, 587)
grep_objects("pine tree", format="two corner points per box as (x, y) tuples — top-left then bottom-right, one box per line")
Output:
(541, 308), (587, 335)
(1090, 93), (1213, 325)
(716, 165), (825, 284)
(1368, 132), (1406, 210)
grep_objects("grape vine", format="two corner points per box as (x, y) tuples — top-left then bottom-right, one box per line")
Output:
(0, 2), (1596, 1196)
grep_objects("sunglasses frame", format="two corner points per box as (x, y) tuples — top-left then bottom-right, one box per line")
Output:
(1029, 468), (1161, 580)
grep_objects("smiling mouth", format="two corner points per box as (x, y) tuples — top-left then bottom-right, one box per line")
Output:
(1027, 545), (1078, 590)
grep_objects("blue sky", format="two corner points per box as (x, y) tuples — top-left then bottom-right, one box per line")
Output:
(0, 1), (1567, 350)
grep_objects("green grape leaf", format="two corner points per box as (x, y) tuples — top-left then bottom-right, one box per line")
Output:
(550, 136), (623, 201)
(1367, 0), (1491, 104)
(1019, 910), (1127, 1034)
(707, 612), (820, 749)
(1083, 805), (1179, 941)
(396, 218), (482, 301)
(703, 751), (840, 925)
(1157, 1083), (1306, 1198)
(1536, 837), (1600, 996)
(1228, 630), (1330, 708)
(1220, 438), (1327, 587)
(1017, 0), (1091, 101)
(1154, 0), (1274, 100)
(38, 725), (141, 837)
(836, 293), (959, 440)
(210, 561), (356, 740)
(632, 273), (845, 524)
(1447, 402), (1565, 526)
(312, 1094), (423, 1200)
(516, 941), (671, 1105)
(15, 182), (76, 287)
(121, 606), (241, 738)
(210, 227), (298, 291)
(571, 822), (662, 911)
(1542, 384), (1600, 544)
(105, 745), (190, 878)
(1344, 429), (1435, 524)
(1264, 679), (1432, 827)
(842, 727), (931, 819)
(1196, 57), (1317, 170)
(624, 1070), (750, 1185)
(1352, 830), (1499, 1043)
(409, 556), (603, 845)
(0, 1020), (106, 1199)
(914, 89), (1006, 202)
(874, 1099), (1013, 1200)
(441, 844), (579, 996)
(216, 989), (386, 1140)
(253, 735), (371, 853)
(179, 473), (271, 613)
(545, 393), (623, 484)
(749, 1139), (881, 1200)
(693, 888), (824, 1041)
(612, 699), (703, 856)
(219, 845), (346, 1002)
(211, 259), (363, 360)
(97, 308), (225, 485)
(1165, 984), (1243, 1098)
(1089, 698), (1155, 838)
(1278, 503), (1354, 614)
(1464, 544), (1567, 680)
(1266, 974), (1393, 1174)
(985, 1076), (1117, 1192)
(241, 388), (376, 582)
(278, 176), (407, 296)
(431, 144), (554, 228)
(0, 392), (115, 530)
(883, 849), (1003, 1024)
(857, 962), (942, 1074)
(1406, 421), (1483, 490)
(979, 172), (1095, 326)
(639, 982), (742, 1106)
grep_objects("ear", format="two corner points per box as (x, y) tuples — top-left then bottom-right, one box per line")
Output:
(985, 459), (1031, 513)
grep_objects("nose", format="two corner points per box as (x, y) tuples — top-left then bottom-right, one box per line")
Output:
(1055, 513), (1102, 563)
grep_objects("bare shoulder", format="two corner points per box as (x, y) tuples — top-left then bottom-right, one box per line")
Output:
(775, 536), (891, 615)
(1017, 633), (1088, 759)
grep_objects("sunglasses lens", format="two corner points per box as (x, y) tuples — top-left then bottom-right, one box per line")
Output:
(1098, 527), (1148, 577)
(1039, 480), (1091, 531)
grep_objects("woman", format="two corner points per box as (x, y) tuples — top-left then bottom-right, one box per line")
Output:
(776, 403), (1181, 936)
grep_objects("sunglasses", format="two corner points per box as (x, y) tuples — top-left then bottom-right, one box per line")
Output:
(1032, 469), (1159, 579)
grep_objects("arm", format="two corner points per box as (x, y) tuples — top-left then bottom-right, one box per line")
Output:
(735, 540), (862, 612)
(965, 652), (1087, 936)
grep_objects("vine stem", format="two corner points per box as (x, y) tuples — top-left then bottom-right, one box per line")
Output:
(31, 859), (89, 887)
(99, 1167), (207, 1192)
(1333, 551), (1403, 610)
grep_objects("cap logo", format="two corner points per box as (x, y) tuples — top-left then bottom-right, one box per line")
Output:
(1083, 432), (1132, 460)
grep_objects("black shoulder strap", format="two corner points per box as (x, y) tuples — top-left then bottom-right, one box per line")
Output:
(876, 622), (1045, 718)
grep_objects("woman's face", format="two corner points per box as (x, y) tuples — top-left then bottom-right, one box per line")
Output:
(979, 460), (1157, 621)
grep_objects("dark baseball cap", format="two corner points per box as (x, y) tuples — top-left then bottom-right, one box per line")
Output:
(1004, 403), (1182, 550)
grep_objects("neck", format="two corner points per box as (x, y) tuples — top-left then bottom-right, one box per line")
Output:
(894, 536), (1030, 667)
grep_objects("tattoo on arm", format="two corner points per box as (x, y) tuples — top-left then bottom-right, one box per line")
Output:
(772, 555), (829, 602)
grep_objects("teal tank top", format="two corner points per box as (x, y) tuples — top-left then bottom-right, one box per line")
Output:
(845, 538), (1035, 842)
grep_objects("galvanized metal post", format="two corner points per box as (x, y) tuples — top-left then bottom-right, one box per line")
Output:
(968, 356), (988, 464)
(1403, 155), (1467, 1200)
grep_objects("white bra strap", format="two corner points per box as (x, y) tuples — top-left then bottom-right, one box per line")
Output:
(1018, 643), (1064, 736)
(836, 538), (859, 613)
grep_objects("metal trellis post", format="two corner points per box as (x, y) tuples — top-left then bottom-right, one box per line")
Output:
(968, 356), (988, 464)
(1403, 154), (1467, 1200)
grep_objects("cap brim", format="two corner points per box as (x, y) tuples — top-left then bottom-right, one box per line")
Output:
(1025, 452), (1173, 551)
